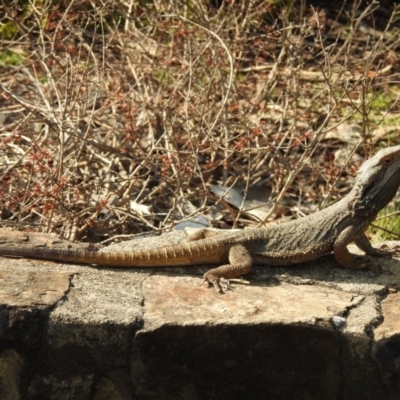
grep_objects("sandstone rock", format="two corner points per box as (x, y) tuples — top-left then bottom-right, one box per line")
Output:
(0, 270), (72, 343)
(132, 276), (361, 400)
(0, 349), (25, 400)
(373, 292), (400, 396)
(0, 230), (399, 399)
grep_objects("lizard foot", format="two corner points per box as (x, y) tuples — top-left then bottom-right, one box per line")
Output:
(380, 243), (400, 256)
(367, 247), (392, 259)
(202, 274), (230, 293)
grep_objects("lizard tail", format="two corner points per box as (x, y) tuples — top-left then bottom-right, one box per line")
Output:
(0, 240), (226, 267)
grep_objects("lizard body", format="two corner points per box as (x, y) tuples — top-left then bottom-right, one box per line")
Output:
(1, 145), (400, 291)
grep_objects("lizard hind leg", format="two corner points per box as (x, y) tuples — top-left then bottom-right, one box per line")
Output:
(202, 244), (253, 293)
(186, 228), (220, 241)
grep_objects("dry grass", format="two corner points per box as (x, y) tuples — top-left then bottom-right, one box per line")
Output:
(1, 0), (400, 243)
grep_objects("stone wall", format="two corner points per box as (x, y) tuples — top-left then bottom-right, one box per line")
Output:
(0, 229), (399, 399)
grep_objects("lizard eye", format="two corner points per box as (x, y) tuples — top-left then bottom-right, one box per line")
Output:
(383, 157), (393, 165)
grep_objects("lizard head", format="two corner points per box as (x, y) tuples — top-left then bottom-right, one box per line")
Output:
(353, 144), (400, 216)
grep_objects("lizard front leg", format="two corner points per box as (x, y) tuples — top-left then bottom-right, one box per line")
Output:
(334, 227), (389, 270)
(203, 244), (253, 293)
(354, 233), (391, 258)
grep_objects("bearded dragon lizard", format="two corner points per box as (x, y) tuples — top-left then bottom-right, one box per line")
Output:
(1, 145), (400, 292)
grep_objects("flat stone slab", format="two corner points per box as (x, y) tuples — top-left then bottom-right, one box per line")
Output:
(133, 276), (364, 399)
(0, 268), (72, 345)
(141, 275), (363, 327)
(372, 292), (400, 392)
(48, 268), (145, 373)
(374, 292), (400, 340)
(0, 270), (72, 307)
